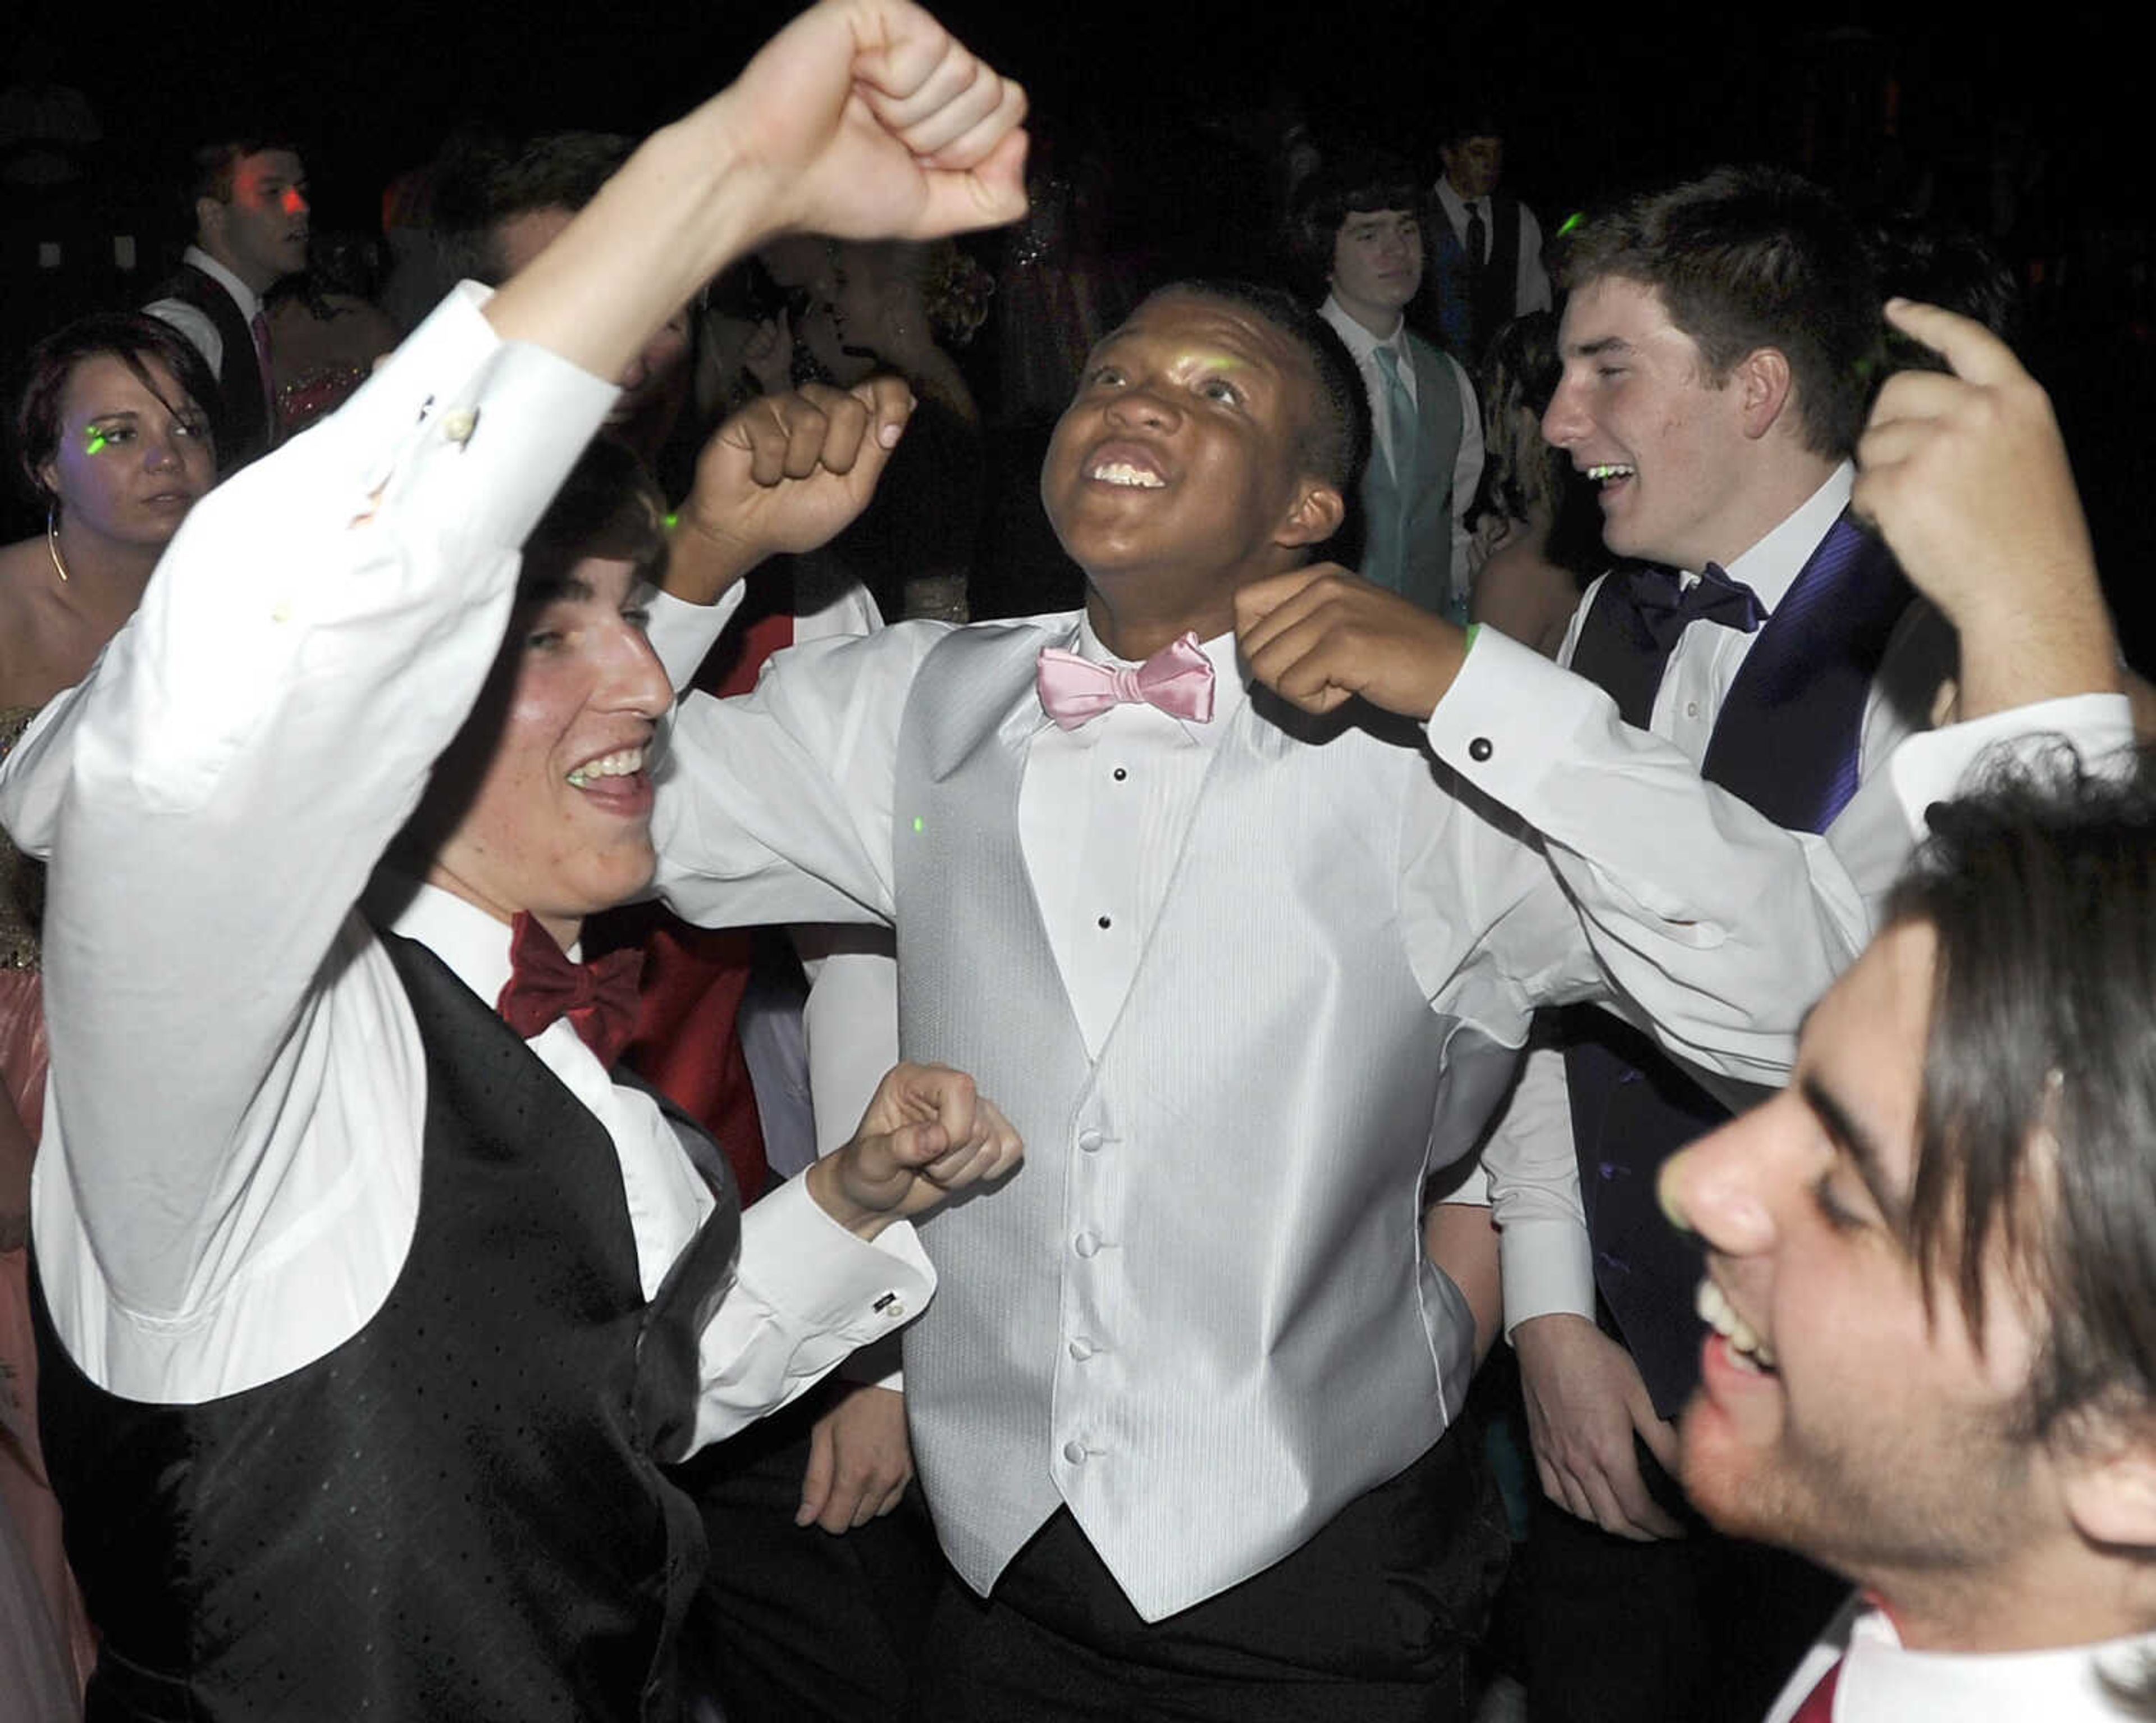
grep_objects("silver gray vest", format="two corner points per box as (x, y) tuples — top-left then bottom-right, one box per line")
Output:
(892, 619), (1519, 1622)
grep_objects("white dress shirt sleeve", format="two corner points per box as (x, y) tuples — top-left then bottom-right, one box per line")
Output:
(1481, 1043), (1598, 1330)
(694, 1175), (929, 1447)
(1426, 625), (2134, 1086)
(28, 284), (618, 1320)
(652, 623), (952, 932)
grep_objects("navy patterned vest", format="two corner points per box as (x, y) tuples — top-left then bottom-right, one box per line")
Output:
(33, 929), (740, 1721)
(1560, 516), (1912, 1415)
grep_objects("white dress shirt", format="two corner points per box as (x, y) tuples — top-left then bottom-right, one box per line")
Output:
(142, 243), (261, 379)
(0, 284), (929, 1452)
(1319, 291), (1484, 585)
(1766, 1598), (2156, 1722)
(1428, 464), (2134, 1324)
(1434, 177), (1553, 319)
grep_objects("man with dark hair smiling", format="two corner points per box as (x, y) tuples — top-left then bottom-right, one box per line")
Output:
(1661, 307), (2156, 1723)
(0, 6), (1029, 1717)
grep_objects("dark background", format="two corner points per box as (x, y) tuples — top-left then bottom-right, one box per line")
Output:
(7, 4), (2150, 647)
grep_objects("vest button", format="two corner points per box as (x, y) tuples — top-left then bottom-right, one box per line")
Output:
(1077, 1129), (1104, 1153)
(1068, 1337), (1097, 1361)
(1074, 1231), (1100, 1259)
(1062, 1439), (1088, 1465)
(1468, 736), (1493, 763)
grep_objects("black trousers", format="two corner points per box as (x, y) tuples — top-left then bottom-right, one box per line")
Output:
(911, 1426), (1510, 1722)
(675, 1387), (949, 1723)
(1511, 1433), (1847, 1723)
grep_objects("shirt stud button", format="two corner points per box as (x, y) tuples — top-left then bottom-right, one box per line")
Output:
(1468, 737), (1493, 763)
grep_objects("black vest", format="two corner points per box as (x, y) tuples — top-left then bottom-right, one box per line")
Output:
(1427, 193), (1523, 363)
(150, 262), (272, 470)
(1559, 516), (1913, 1416)
(34, 931), (741, 1722)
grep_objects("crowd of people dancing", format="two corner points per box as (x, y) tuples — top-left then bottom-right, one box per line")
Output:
(1, 7), (2152, 1721)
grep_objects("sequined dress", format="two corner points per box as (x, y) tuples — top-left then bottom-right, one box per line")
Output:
(1, 701), (91, 1710)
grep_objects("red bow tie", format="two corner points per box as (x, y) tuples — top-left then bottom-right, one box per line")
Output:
(496, 911), (643, 1069)
(1035, 632), (1217, 730)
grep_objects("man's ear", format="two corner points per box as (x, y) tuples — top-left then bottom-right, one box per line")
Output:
(1735, 347), (1796, 441)
(195, 195), (226, 246)
(2059, 1424), (2156, 1552)
(1275, 477), (1345, 550)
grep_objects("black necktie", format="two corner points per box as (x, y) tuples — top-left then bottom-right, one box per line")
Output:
(1465, 203), (1487, 272)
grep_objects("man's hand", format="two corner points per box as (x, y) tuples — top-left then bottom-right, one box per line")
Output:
(710, 0), (1029, 244)
(483, 2), (1023, 385)
(1511, 1313), (1685, 1542)
(1853, 298), (2118, 717)
(668, 379), (913, 605)
(797, 1383), (914, 1531)
(805, 1061), (1021, 1237)
(1235, 566), (1470, 721)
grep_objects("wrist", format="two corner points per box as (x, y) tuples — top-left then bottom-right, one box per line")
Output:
(666, 504), (764, 605)
(805, 1152), (895, 1242)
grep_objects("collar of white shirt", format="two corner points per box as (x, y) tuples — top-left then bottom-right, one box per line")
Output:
(1433, 177), (1482, 243)
(181, 243), (265, 323)
(1790, 1602), (2156, 1721)
(1700, 460), (1856, 618)
(368, 874), (596, 1019)
(1319, 290), (1411, 373)
(1062, 612), (1250, 743)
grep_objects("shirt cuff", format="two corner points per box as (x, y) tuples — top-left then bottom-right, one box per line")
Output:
(649, 585), (750, 692)
(734, 1174), (934, 1344)
(342, 281), (621, 556)
(1501, 1215), (1599, 1336)
(1887, 690), (2135, 825)
(1424, 622), (1604, 805)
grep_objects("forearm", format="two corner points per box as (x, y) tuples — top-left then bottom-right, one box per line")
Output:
(1427, 1200), (1502, 1368)
(40, 291), (613, 1275)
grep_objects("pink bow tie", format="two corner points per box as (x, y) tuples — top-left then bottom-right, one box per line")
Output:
(1035, 632), (1217, 730)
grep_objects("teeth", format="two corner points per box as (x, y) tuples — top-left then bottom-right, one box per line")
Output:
(1586, 463), (1636, 483)
(1696, 1278), (1778, 1371)
(566, 746), (644, 789)
(1090, 461), (1165, 489)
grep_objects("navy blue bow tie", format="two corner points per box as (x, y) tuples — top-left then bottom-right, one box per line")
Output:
(1626, 562), (1766, 651)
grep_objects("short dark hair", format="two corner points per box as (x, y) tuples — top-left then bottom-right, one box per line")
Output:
(186, 139), (300, 215)
(455, 131), (633, 285)
(1866, 215), (2021, 377)
(1134, 279), (1368, 510)
(1286, 151), (1427, 300)
(519, 434), (670, 599)
(1887, 747), (2156, 1447)
(1439, 110), (1506, 151)
(1554, 165), (1880, 458)
(14, 311), (221, 500)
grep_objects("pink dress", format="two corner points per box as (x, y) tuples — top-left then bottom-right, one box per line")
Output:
(1, 704), (92, 1711)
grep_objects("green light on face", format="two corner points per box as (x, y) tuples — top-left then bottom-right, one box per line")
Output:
(84, 431), (108, 456)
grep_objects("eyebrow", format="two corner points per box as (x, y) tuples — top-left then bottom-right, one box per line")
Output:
(1565, 335), (1634, 361)
(517, 573), (597, 607)
(1799, 1072), (1911, 1236)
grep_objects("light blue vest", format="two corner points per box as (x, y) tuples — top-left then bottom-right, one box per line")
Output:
(1360, 330), (1468, 621)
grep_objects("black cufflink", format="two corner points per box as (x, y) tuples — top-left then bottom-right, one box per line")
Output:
(1469, 737), (1493, 763)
